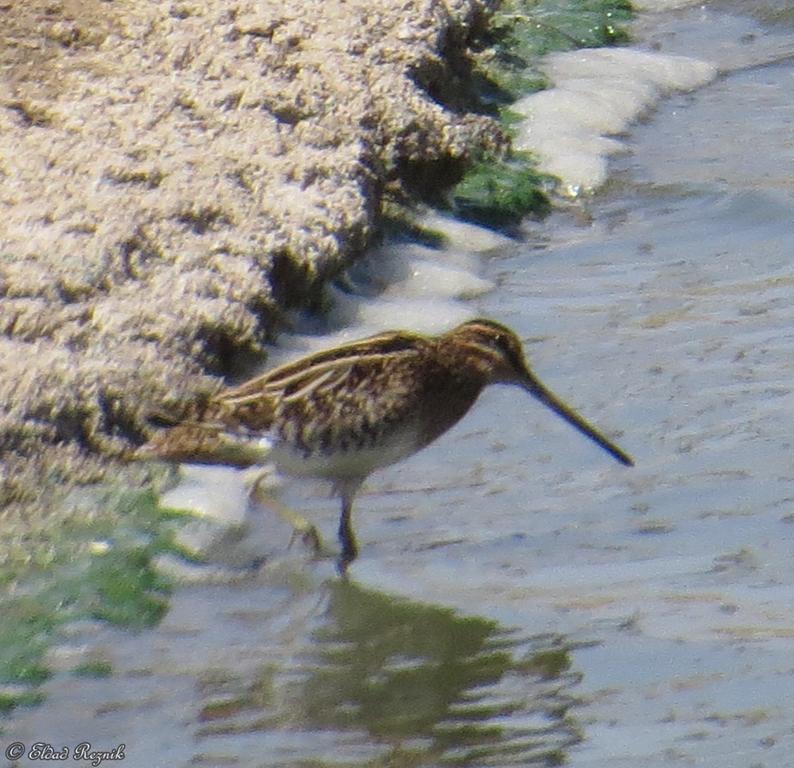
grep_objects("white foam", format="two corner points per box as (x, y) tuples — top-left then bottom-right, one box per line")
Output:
(416, 210), (513, 252)
(513, 48), (717, 195)
(279, 230), (497, 348)
(357, 245), (493, 300)
(632, 0), (702, 10)
(326, 286), (474, 336)
(160, 465), (249, 523)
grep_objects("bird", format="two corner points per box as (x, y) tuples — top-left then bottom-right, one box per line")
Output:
(138, 318), (633, 567)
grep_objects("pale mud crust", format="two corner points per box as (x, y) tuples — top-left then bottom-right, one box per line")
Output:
(0, 0), (506, 524)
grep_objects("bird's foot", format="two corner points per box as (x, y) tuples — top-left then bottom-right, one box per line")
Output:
(249, 473), (327, 558)
(288, 522), (324, 557)
(335, 549), (356, 577)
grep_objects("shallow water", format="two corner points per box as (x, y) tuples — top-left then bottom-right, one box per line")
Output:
(5, 3), (794, 767)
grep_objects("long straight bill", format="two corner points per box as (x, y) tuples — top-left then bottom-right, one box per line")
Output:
(525, 376), (634, 466)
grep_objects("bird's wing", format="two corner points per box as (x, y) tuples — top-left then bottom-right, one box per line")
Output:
(221, 329), (426, 401)
(269, 349), (430, 455)
(139, 330), (430, 464)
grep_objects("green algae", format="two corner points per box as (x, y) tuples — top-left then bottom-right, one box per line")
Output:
(452, 153), (554, 227)
(73, 660), (113, 678)
(0, 689), (45, 715)
(479, 0), (633, 104)
(0, 487), (186, 709)
(451, 0), (633, 228)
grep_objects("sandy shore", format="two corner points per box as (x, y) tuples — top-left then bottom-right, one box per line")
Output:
(0, 1), (505, 519)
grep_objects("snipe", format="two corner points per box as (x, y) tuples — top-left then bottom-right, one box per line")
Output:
(139, 319), (633, 567)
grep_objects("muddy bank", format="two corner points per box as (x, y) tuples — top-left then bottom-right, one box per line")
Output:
(0, 1), (505, 519)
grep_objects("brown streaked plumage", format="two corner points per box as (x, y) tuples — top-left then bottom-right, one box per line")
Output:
(139, 318), (633, 565)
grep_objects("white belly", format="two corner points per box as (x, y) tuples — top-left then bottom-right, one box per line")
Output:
(267, 426), (422, 482)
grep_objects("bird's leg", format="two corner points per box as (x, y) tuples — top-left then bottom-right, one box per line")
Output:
(247, 470), (324, 556)
(338, 496), (357, 564)
(337, 482), (361, 570)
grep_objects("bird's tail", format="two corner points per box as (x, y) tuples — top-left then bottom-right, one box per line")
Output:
(134, 402), (271, 468)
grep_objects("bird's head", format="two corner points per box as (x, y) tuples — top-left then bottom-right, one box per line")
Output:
(447, 318), (533, 386)
(447, 318), (634, 467)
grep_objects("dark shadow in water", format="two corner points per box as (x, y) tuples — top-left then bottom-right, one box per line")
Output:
(197, 580), (584, 767)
